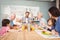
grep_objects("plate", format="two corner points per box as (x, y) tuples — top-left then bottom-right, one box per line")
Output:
(42, 30), (52, 35)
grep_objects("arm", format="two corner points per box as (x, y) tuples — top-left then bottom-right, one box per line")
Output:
(55, 19), (60, 33)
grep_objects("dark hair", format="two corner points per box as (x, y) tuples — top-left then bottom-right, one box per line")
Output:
(2, 19), (10, 26)
(48, 6), (60, 17)
(25, 11), (30, 14)
(47, 18), (56, 26)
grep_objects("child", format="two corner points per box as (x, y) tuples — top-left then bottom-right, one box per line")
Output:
(47, 18), (56, 31)
(0, 19), (10, 36)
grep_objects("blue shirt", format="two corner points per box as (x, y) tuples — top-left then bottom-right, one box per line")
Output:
(52, 16), (60, 35)
(55, 16), (60, 35)
(10, 20), (14, 26)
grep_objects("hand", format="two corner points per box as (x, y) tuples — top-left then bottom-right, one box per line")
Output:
(34, 24), (38, 28)
(52, 30), (59, 36)
(40, 21), (46, 27)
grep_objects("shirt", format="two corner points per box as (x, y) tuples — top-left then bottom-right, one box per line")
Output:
(54, 16), (60, 35)
(22, 17), (33, 23)
(38, 18), (47, 27)
(0, 27), (9, 36)
(10, 20), (14, 26)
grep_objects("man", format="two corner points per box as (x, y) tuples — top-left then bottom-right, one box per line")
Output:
(9, 14), (16, 26)
(22, 11), (33, 23)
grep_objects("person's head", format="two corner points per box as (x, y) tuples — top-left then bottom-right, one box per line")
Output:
(10, 14), (16, 20)
(37, 12), (43, 19)
(25, 11), (30, 18)
(48, 6), (60, 19)
(47, 18), (56, 26)
(2, 19), (10, 26)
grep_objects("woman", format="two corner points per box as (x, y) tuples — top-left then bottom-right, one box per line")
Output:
(48, 6), (60, 36)
(37, 12), (47, 27)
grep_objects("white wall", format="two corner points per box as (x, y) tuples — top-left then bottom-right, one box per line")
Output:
(0, 1), (55, 27)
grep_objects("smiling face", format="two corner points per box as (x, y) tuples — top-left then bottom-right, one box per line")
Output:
(10, 14), (16, 20)
(48, 12), (52, 18)
(37, 12), (43, 19)
(48, 20), (53, 26)
(48, 12), (56, 19)
(25, 12), (30, 18)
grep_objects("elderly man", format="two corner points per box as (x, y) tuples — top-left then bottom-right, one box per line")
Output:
(8, 14), (16, 26)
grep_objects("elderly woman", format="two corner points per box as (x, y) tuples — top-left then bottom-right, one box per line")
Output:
(48, 6), (60, 36)
(37, 12), (47, 27)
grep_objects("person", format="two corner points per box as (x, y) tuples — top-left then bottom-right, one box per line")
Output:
(48, 6), (60, 36)
(8, 14), (16, 26)
(0, 19), (10, 36)
(47, 18), (56, 31)
(22, 11), (33, 23)
(37, 12), (47, 27)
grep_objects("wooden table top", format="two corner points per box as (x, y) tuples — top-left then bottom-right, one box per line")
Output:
(0, 30), (60, 40)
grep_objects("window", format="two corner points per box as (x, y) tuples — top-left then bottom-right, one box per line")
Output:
(2, 5), (39, 19)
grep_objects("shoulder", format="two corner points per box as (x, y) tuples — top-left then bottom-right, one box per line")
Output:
(58, 16), (60, 20)
(22, 17), (25, 19)
(0, 27), (7, 31)
(57, 16), (60, 22)
(41, 18), (46, 21)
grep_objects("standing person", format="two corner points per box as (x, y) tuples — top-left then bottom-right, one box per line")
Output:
(22, 11), (33, 23)
(37, 12), (47, 27)
(48, 6), (60, 36)
(0, 19), (10, 36)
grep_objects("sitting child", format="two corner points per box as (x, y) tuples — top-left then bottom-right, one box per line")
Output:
(0, 19), (10, 36)
(47, 18), (56, 31)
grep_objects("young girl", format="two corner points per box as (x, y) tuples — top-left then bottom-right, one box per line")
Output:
(0, 19), (10, 36)
(47, 18), (56, 31)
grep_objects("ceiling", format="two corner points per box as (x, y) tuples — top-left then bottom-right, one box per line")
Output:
(0, 0), (55, 2)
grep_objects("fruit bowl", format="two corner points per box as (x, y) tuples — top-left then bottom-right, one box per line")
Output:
(42, 30), (52, 35)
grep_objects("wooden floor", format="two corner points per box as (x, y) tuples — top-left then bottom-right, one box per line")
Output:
(0, 31), (60, 40)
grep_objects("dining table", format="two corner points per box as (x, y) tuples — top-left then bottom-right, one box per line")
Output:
(0, 29), (60, 40)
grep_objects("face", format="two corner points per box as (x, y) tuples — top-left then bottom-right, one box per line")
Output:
(25, 13), (29, 17)
(37, 13), (43, 19)
(48, 12), (52, 18)
(10, 14), (16, 20)
(48, 20), (52, 26)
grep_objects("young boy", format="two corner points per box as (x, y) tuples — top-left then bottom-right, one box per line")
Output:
(0, 19), (10, 36)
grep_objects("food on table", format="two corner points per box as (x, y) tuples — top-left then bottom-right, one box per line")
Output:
(22, 24), (35, 31)
(38, 27), (44, 30)
(30, 25), (35, 31)
(13, 25), (20, 30)
(22, 24), (28, 31)
(42, 30), (52, 35)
